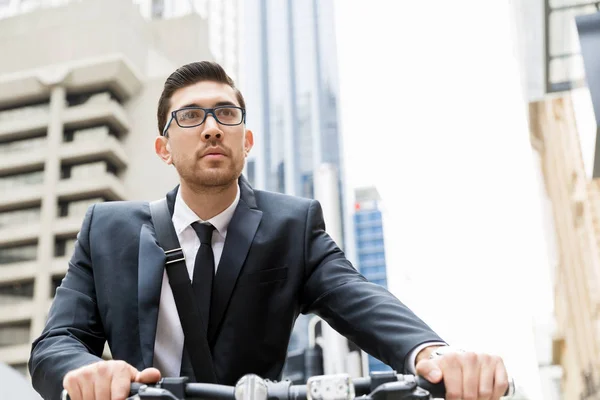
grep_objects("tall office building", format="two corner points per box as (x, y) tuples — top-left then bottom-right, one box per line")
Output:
(0, 0), (214, 373)
(241, 0), (343, 203)
(353, 187), (391, 373)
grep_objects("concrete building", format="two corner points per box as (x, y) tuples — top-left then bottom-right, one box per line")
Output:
(353, 187), (391, 374)
(529, 92), (600, 400)
(0, 0), (214, 373)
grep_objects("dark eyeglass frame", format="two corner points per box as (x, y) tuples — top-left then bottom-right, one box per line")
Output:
(162, 105), (246, 136)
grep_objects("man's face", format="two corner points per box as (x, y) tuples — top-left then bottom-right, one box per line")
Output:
(156, 81), (253, 190)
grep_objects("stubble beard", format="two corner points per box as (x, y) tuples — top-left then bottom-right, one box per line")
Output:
(175, 155), (244, 194)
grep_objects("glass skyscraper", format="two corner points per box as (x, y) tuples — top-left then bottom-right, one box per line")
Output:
(354, 187), (392, 373)
(241, 0), (342, 201)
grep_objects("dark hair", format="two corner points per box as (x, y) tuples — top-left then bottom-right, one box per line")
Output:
(156, 61), (246, 134)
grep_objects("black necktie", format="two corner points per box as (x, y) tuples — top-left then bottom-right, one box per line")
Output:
(180, 222), (215, 380)
(190, 222), (216, 329)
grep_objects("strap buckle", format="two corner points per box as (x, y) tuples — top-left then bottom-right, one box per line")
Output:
(165, 248), (185, 265)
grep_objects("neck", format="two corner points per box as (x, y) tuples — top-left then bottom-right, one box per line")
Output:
(179, 179), (238, 221)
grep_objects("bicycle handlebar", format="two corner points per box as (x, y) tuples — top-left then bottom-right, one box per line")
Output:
(62, 372), (515, 400)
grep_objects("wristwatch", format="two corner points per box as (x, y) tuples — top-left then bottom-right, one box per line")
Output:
(429, 346), (465, 359)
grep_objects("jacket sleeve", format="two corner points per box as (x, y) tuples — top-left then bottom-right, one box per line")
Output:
(29, 204), (106, 400)
(300, 200), (444, 372)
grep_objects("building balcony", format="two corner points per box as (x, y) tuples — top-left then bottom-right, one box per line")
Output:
(0, 261), (37, 284)
(54, 216), (84, 239)
(0, 300), (33, 324)
(0, 185), (42, 212)
(0, 344), (30, 365)
(57, 173), (126, 202)
(0, 105), (49, 142)
(0, 139), (47, 176)
(63, 94), (129, 136)
(64, 56), (143, 102)
(60, 134), (128, 171)
(0, 222), (40, 248)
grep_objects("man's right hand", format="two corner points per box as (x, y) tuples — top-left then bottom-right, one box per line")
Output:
(63, 360), (161, 400)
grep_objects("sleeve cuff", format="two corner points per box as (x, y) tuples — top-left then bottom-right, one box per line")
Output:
(404, 342), (448, 374)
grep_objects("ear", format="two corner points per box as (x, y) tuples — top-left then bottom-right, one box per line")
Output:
(155, 135), (172, 165)
(244, 129), (254, 157)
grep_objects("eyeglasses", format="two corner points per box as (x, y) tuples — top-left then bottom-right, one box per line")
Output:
(162, 106), (246, 136)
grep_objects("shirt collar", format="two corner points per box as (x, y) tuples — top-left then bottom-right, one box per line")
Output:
(172, 183), (240, 238)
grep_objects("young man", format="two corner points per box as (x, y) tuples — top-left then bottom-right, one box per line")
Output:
(29, 61), (509, 400)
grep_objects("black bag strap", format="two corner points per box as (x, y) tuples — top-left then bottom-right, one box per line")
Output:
(149, 198), (218, 384)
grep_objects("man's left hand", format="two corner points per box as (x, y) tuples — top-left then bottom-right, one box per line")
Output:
(415, 347), (509, 400)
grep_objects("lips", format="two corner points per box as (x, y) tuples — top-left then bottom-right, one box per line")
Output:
(201, 147), (227, 158)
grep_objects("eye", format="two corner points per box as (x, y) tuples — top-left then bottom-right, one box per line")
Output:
(179, 109), (203, 121)
(216, 107), (241, 123)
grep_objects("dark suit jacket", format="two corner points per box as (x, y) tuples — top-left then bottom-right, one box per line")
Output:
(29, 176), (443, 400)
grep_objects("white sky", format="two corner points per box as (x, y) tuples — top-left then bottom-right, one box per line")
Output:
(334, 1), (554, 399)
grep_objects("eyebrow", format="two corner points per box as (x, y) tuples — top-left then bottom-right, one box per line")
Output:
(178, 101), (239, 109)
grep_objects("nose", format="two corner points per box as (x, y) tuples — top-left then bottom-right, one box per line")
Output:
(201, 114), (222, 140)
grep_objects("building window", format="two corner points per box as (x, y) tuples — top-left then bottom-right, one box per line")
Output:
(0, 170), (44, 191)
(66, 89), (122, 107)
(50, 274), (65, 298)
(0, 207), (41, 228)
(63, 125), (117, 143)
(0, 243), (37, 265)
(357, 239), (384, 251)
(61, 161), (118, 180)
(0, 280), (34, 305)
(54, 237), (77, 258)
(0, 320), (31, 347)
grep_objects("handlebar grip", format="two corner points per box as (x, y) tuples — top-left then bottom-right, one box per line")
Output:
(416, 376), (516, 398)
(61, 382), (146, 400)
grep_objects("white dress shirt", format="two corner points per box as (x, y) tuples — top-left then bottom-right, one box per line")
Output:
(153, 186), (240, 377)
(150, 184), (444, 376)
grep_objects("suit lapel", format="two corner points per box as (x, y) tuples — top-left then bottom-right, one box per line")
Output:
(208, 176), (262, 343)
(138, 186), (178, 368)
